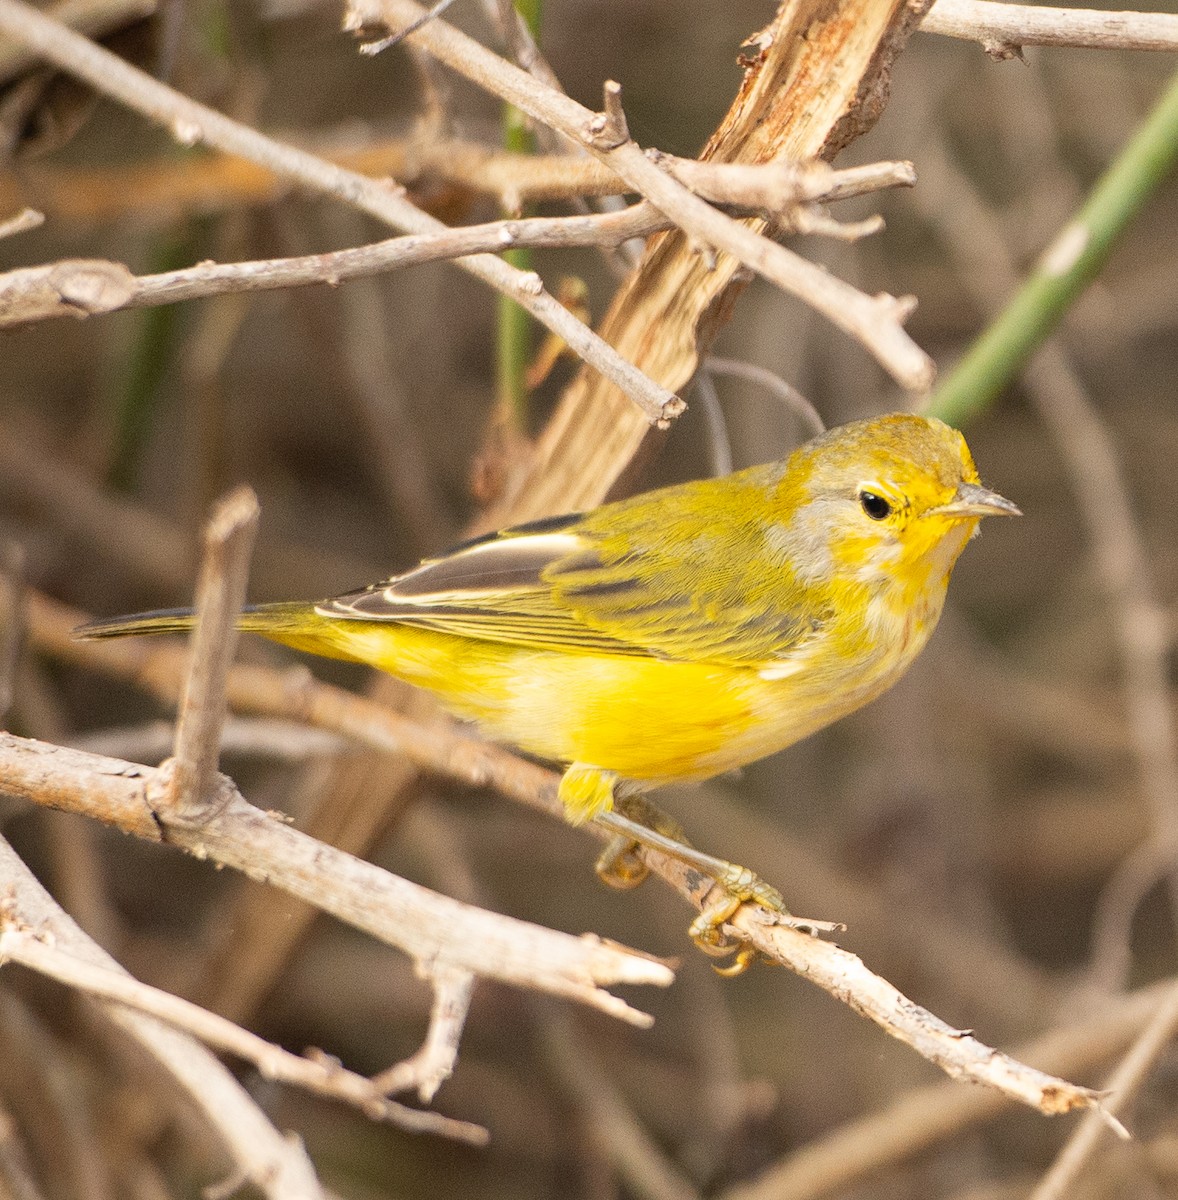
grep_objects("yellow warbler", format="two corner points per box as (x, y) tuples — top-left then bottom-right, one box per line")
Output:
(79, 414), (1018, 826)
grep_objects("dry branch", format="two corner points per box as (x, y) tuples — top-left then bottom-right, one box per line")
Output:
(0, 158), (914, 328)
(0, 927), (488, 1143)
(0, 732), (673, 1024)
(349, 0), (934, 392)
(27, 592), (1106, 1121)
(0, 835), (326, 1200)
(0, 0), (683, 427)
(923, 0), (1178, 55)
(0, 140), (909, 225)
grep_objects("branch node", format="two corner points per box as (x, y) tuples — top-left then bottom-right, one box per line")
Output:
(584, 79), (630, 150)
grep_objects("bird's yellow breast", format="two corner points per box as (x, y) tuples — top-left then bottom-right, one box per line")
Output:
(312, 564), (947, 788)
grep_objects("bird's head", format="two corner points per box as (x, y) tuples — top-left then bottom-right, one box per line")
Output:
(780, 414), (1020, 592)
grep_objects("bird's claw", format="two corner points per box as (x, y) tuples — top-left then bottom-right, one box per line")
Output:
(595, 834), (649, 890)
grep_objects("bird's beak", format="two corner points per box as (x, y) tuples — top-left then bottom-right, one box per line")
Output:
(933, 482), (1022, 519)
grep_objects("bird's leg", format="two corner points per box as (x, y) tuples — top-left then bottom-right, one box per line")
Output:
(589, 791), (805, 974)
(559, 765), (831, 971)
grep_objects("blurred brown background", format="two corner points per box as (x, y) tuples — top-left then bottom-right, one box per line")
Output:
(1, 2), (1177, 1197)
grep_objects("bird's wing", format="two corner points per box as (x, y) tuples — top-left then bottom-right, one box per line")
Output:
(318, 480), (826, 665)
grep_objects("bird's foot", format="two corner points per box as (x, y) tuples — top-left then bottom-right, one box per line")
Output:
(590, 794), (833, 974)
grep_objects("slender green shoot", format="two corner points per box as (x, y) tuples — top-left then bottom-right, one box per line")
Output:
(929, 66), (1178, 427)
(496, 0), (543, 431)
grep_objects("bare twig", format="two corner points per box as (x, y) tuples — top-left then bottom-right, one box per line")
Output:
(0, 835), (326, 1200)
(349, 0), (935, 391)
(662, 157), (914, 225)
(0, 0), (683, 427)
(370, 962), (474, 1102)
(701, 357), (825, 439)
(923, 0), (1178, 57)
(0, 157), (912, 330)
(584, 79), (630, 151)
(164, 487), (258, 820)
(70, 716), (347, 763)
(0, 926), (487, 1144)
(0, 140), (913, 226)
(1030, 978), (1178, 1199)
(0, 732), (674, 1022)
(0, 206), (663, 328)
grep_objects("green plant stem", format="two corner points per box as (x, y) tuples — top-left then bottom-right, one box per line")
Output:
(929, 66), (1178, 427)
(107, 226), (201, 492)
(495, 0), (543, 430)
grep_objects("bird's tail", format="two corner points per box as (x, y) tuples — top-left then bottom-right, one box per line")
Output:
(74, 601), (367, 663)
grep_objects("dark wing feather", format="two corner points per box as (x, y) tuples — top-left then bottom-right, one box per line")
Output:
(318, 468), (826, 665)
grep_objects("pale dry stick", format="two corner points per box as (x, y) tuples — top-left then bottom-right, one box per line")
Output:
(660, 159), (917, 214)
(164, 487), (258, 819)
(0, 0), (154, 84)
(0, 927), (488, 1144)
(0, 836), (326, 1200)
(350, 0), (934, 391)
(539, 1007), (702, 1200)
(71, 716), (347, 763)
(0, 0), (682, 428)
(370, 962), (473, 1102)
(34, 599), (1101, 1121)
(727, 904), (1117, 1131)
(0, 144), (913, 227)
(923, 0), (1178, 55)
(0, 733), (674, 1021)
(0, 207), (41, 239)
(701, 357), (826, 439)
(723, 979), (1177, 1200)
(1031, 978), (1178, 1200)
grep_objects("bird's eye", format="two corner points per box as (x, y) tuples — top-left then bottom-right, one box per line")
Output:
(858, 490), (892, 521)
